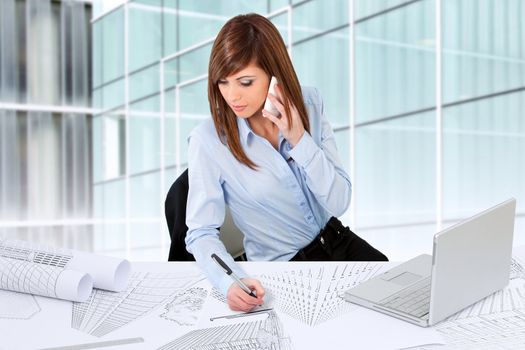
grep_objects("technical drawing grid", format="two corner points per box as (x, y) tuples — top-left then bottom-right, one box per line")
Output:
(414, 310), (525, 350)
(258, 262), (387, 326)
(0, 239), (74, 298)
(71, 271), (204, 337)
(405, 251), (525, 350)
(445, 279), (525, 321)
(157, 310), (293, 350)
(0, 256), (64, 298)
(511, 256), (525, 280)
(0, 238), (73, 267)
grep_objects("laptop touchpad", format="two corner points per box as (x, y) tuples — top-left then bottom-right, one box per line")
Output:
(384, 272), (422, 286)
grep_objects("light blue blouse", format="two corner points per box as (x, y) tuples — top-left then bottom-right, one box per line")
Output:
(185, 86), (352, 295)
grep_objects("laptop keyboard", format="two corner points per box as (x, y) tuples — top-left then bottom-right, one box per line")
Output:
(379, 277), (431, 319)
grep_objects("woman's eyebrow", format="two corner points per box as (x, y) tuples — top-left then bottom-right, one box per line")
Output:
(235, 75), (256, 80)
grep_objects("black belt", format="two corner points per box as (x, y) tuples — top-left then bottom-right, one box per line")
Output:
(291, 217), (352, 261)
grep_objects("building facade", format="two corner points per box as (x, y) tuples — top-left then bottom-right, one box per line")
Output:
(0, 0), (93, 249)
(1, 0), (524, 261)
(91, 0), (525, 261)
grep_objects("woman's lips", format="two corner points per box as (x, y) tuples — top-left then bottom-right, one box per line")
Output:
(232, 105), (247, 112)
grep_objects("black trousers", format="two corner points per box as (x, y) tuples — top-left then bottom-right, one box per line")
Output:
(290, 217), (388, 261)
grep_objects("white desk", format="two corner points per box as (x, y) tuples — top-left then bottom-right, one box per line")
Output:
(1, 247), (525, 350)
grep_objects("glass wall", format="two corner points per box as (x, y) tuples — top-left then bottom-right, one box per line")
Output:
(0, 0), (93, 250)
(88, 0), (524, 261)
(441, 0), (525, 222)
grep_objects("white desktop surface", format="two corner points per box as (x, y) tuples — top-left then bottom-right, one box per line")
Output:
(1, 246), (524, 350)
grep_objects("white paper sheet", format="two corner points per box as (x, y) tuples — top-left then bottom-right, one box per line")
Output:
(8, 253), (525, 350)
(284, 306), (444, 350)
(409, 246), (525, 350)
(0, 238), (130, 302)
(67, 251), (130, 291)
(0, 289), (41, 319)
(255, 261), (444, 350)
(72, 270), (205, 337)
(157, 309), (293, 350)
(0, 262), (206, 350)
(194, 261), (444, 350)
(511, 245), (525, 280)
(257, 262), (390, 326)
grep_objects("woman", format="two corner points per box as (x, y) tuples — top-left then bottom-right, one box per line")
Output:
(185, 13), (387, 312)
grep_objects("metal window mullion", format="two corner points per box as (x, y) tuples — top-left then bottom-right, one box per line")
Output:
(0, 218), (163, 228)
(287, 5), (292, 57)
(175, 86), (181, 176)
(3, 211), (525, 230)
(124, 2), (131, 260)
(435, 0), (443, 231)
(60, 0), (68, 222)
(61, 115), (67, 221)
(161, 37), (215, 63)
(349, 0), (356, 226)
(0, 102), (98, 114)
(159, 58), (166, 259)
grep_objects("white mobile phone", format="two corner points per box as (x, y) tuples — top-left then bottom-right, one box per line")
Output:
(263, 76), (280, 116)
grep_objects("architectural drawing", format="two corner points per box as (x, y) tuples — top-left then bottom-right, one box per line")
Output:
(0, 238), (130, 302)
(0, 239), (81, 300)
(414, 309), (525, 350)
(436, 310), (525, 349)
(157, 309), (293, 350)
(160, 287), (208, 326)
(411, 250), (525, 350)
(72, 271), (203, 337)
(445, 279), (525, 321)
(210, 287), (227, 303)
(444, 248), (525, 322)
(258, 262), (387, 326)
(511, 256), (525, 280)
(0, 290), (41, 320)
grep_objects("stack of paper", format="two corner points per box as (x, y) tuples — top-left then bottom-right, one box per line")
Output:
(0, 238), (130, 302)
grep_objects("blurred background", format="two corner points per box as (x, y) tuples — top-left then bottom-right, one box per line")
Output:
(0, 0), (523, 261)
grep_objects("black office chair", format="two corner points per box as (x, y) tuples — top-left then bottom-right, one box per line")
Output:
(165, 169), (246, 261)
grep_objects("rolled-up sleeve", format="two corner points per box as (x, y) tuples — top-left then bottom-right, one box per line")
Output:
(288, 89), (352, 217)
(185, 132), (248, 295)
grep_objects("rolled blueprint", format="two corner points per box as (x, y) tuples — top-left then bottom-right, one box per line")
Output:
(68, 251), (130, 292)
(0, 238), (131, 302)
(0, 255), (93, 302)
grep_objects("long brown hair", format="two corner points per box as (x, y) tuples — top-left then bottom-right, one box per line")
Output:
(208, 13), (310, 169)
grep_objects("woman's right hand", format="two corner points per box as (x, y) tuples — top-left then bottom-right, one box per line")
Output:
(226, 278), (265, 312)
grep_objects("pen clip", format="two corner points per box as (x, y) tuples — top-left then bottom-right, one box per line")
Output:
(211, 254), (257, 298)
(211, 253), (232, 275)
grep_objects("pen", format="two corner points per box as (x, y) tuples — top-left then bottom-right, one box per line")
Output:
(211, 253), (257, 298)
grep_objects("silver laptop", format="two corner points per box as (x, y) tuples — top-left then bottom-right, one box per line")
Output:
(344, 198), (516, 327)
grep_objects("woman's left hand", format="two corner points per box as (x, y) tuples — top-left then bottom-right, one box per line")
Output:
(262, 84), (305, 147)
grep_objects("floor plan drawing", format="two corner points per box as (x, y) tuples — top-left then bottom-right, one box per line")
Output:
(71, 271), (204, 337)
(258, 262), (387, 326)
(0, 290), (41, 320)
(157, 309), (293, 350)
